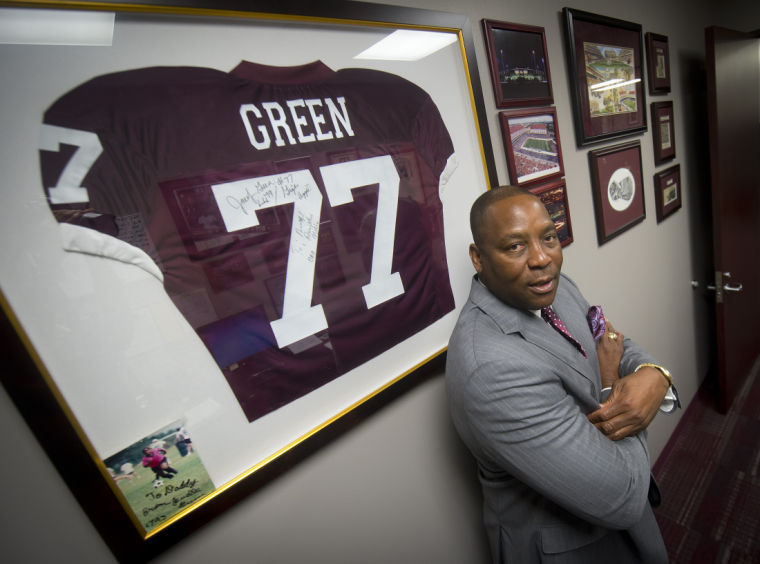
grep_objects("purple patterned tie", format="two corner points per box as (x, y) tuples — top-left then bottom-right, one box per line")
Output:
(541, 306), (587, 357)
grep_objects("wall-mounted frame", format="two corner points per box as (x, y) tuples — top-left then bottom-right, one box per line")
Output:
(482, 19), (553, 108)
(528, 179), (574, 247)
(653, 164), (682, 222)
(645, 32), (671, 94)
(499, 106), (564, 186)
(651, 101), (676, 164)
(563, 8), (647, 146)
(588, 140), (646, 244)
(0, 0), (496, 558)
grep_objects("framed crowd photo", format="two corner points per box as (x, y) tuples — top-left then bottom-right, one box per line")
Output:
(0, 0), (496, 554)
(498, 106), (565, 187)
(645, 32), (671, 94)
(651, 101), (676, 164)
(588, 140), (646, 244)
(482, 19), (554, 108)
(529, 179), (574, 247)
(653, 164), (682, 222)
(563, 8), (647, 146)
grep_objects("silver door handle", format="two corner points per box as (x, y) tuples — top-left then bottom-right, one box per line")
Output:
(702, 271), (743, 299)
(708, 283), (743, 291)
(721, 272), (742, 292)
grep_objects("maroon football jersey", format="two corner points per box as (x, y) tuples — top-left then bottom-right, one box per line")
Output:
(39, 60), (455, 421)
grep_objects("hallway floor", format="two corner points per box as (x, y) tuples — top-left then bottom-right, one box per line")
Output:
(653, 362), (760, 563)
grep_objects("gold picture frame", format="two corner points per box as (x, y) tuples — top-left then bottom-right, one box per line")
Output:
(0, 0), (495, 555)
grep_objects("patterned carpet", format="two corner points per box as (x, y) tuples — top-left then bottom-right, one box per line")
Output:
(652, 362), (760, 563)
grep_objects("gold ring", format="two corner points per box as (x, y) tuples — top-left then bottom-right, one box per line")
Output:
(608, 332), (618, 341)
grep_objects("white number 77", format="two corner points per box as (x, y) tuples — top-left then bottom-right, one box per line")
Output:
(212, 155), (405, 349)
(39, 125), (405, 349)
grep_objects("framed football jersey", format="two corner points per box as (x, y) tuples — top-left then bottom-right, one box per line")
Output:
(0, 0), (495, 549)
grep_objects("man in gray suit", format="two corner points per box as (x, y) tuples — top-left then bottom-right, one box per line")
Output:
(446, 186), (677, 563)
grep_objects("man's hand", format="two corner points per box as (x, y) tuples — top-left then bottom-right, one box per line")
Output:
(588, 367), (669, 440)
(596, 321), (623, 389)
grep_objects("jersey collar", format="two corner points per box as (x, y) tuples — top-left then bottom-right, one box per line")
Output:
(230, 60), (335, 84)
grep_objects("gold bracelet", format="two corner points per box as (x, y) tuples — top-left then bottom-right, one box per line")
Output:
(635, 363), (673, 388)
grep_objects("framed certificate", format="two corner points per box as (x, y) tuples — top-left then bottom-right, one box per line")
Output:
(651, 101), (676, 164)
(645, 32), (672, 94)
(653, 164), (682, 222)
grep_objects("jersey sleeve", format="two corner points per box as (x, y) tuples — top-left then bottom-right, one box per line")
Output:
(411, 94), (455, 179)
(39, 73), (156, 223)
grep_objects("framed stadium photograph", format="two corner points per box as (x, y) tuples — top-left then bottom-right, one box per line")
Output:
(588, 140), (646, 244)
(653, 164), (682, 222)
(498, 106), (564, 187)
(0, 0), (495, 556)
(528, 179), (574, 247)
(651, 101), (676, 164)
(482, 19), (554, 108)
(645, 32), (671, 94)
(563, 8), (647, 146)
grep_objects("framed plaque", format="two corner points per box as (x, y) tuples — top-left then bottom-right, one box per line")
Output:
(588, 140), (646, 244)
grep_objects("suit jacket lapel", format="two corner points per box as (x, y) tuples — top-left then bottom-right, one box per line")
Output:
(468, 277), (598, 390)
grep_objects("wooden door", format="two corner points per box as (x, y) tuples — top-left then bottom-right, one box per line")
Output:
(705, 26), (760, 412)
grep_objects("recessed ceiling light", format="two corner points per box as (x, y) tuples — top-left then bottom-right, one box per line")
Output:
(355, 29), (458, 61)
(0, 8), (114, 46)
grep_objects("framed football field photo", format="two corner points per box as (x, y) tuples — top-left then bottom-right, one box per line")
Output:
(499, 106), (565, 187)
(0, 0), (495, 557)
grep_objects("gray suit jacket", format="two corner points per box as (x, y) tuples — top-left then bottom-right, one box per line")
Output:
(446, 274), (668, 563)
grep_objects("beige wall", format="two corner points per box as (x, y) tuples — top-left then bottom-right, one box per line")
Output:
(1, 0), (749, 562)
